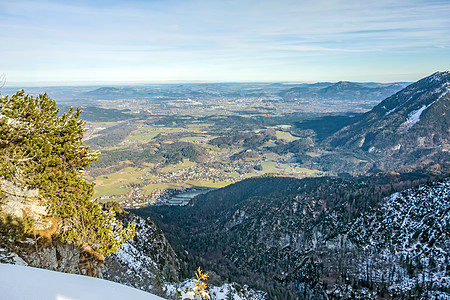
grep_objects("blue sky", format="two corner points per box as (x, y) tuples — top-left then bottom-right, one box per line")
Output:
(0, 0), (449, 84)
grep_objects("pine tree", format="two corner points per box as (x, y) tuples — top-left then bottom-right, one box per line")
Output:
(0, 90), (135, 259)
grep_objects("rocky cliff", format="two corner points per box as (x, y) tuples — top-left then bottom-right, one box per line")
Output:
(0, 180), (58, 238)
(102, 212), (180, 296)
(0, 178), (180, 292)
(0, 179), (103, 276)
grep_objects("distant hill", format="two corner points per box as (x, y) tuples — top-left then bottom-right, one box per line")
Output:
(325, 71), (450, 174)
(57, 105), (133, 122)
(282, 81), (407, 101)
(85, 87), (146, 98)
(86, 86), (122, 94)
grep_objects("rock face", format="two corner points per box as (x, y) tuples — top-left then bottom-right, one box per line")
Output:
(18, 240), (103, 277)
(0, 180), (56, 234)
(102, 213), (180, 296)
(0, 178), (179, 294)
(0, 179), (102, 277)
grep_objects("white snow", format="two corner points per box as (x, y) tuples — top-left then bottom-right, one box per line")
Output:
(428, 71), (449, 82)
(400, 104), (429, 132)
(114, 241), (157, 273)
(385, 89), (424, 115)
(385, 79), (449, 117)
(0, 249), (28, 266)
(165, 280), (267, 300)
(11, 253), (27, 266)
(0, 263), (165, 300)
(347, 179), (450, 297)
(436, 83), (450, 101)
(385, 107), (397, 116)
(398, 82), (449, 132)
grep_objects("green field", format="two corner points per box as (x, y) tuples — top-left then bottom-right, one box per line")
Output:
(125, 130), (161, 141)
(95, 185), (130, 198)
(184, 180), (231, 188)
(160, 159), (197, 172)
(230, 172), (240, 178)
(260, 161), (281, 173)
(180, 136), (204, 142)
(126, 127), (187, 141)
(94, 167), (147, 197)
(199, 144), (221, 151)
(275, 130), (301, 142)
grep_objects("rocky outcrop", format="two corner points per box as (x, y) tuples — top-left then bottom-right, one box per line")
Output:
(0, 178), (180, 291)
(0, 180), (58, 238)
(18, 240), (103, 277)
(0, 179), (102, 277)
(102, 213), (180, 296)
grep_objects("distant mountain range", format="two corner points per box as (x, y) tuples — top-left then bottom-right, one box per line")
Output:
(282, 81), (408, 101)
(84, 81), (409, 103)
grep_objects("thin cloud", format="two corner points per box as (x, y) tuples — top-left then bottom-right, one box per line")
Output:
(0, 0), (449, 82)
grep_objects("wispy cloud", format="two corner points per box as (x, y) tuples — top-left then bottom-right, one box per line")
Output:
(0, 0), (449, 82)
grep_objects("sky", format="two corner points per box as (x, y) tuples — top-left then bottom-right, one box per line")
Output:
(0, 0), (449, 84)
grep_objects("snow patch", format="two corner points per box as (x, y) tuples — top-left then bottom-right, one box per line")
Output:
(386, 89), (424, 115)
(114, 241), (157, 273)
(391, 144), (401, 151)
(0, 249), (27, 266)
(400, 105), (429, 132)
(385, 107), (397, 116)
(398, 95), (440, 133)
(0, 263), (164, 300)
(436, 83), (450, 101)
(385, 79), (449, 117)
(165, 280), (267, 300)
(428, 71), (449, 82)
(349, 179), (450, 296)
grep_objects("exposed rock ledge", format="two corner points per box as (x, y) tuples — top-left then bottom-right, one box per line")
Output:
(0, 179), (102, 277)
(0, 180), (57, 235)
(23, 240), (102, 277)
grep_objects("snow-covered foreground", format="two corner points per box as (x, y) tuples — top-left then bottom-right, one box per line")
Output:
(0, 263), (165, 300)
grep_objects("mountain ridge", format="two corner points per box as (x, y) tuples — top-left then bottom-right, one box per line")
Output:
(319, 71), (450, 174)
(282, 80), (407, 102)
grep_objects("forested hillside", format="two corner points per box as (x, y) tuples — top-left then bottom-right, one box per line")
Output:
(322, 71), (450, 174)
(135, 173), (449, 298)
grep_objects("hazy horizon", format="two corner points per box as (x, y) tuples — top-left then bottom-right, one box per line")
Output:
(4, 77), (418, 88)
